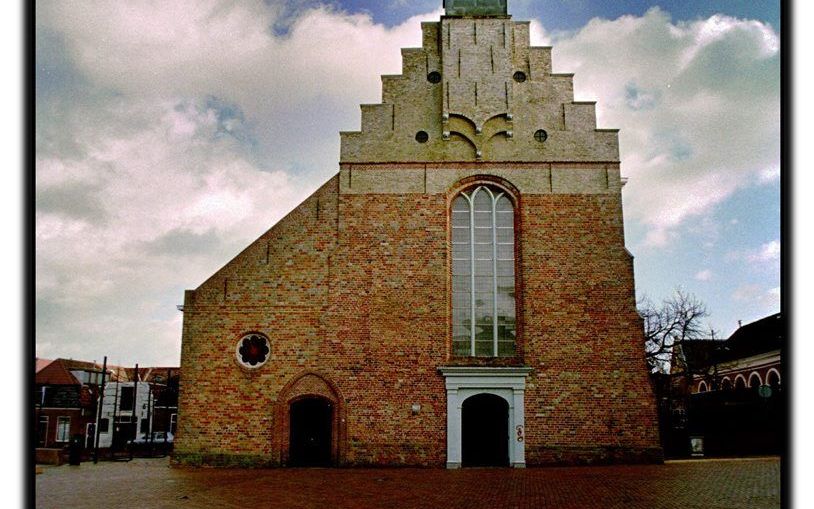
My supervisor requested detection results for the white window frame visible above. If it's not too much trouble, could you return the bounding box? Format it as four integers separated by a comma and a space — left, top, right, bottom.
56, 416, 71, 443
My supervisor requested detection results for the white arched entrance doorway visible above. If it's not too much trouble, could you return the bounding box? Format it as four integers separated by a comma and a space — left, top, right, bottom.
438, 366, 532, 468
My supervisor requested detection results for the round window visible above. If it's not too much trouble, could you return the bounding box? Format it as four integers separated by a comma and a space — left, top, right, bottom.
235, 333, 270, 368
534, 129, 548, 142
427, 71, 442, 84
513, 71, 527, 83
415, 131, 429, 143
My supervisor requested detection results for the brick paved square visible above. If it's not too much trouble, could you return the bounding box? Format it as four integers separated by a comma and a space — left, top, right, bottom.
35, 457, 780, 509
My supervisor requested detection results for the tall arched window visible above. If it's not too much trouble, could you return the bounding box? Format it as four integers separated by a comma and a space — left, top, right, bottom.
451, 185, 516, 357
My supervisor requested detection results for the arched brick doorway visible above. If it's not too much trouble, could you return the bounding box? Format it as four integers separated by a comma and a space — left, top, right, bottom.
275, 371, 345, 466
462, 393, 509, 467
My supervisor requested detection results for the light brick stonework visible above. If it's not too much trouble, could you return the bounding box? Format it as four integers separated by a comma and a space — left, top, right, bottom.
174, 4, 662, 467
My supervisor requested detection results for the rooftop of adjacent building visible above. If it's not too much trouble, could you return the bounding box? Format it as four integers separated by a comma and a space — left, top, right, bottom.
35, 357, 180, 387
678, 313, 782, 371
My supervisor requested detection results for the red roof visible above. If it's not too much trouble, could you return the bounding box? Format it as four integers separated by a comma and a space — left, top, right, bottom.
35, 359, 80, 385
35, 358, 53, 373
34, 358, 179, 385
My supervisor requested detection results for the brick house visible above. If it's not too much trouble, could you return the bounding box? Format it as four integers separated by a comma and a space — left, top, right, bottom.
677, 313, 782, 395
35, 358, 108, 450
663, 313, 784, 457
175, 0, 661, 468
35, 359, 180, 459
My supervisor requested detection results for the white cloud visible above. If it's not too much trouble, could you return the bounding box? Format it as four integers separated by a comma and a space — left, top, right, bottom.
36, 1, 445, 366
544, 8, 779, 248
36, 98, 302, 365
748, 240, 781, 262
732, 284, 780, 313
759, 165, 780, 183
695, 269, 713, 281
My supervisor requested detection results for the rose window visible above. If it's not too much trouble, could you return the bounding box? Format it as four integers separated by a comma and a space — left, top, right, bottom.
236, 333, 270, 368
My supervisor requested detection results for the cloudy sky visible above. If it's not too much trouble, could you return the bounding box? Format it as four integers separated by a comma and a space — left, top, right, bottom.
35, 0, 781, 367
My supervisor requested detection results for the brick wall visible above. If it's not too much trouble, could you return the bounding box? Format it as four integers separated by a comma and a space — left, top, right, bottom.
174, 165, 660, 466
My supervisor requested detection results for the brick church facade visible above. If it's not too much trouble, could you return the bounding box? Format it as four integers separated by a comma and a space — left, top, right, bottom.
174, 0, 662, 468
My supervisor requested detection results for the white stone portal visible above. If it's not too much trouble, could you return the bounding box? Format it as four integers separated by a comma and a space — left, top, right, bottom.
438, 366, 532, 468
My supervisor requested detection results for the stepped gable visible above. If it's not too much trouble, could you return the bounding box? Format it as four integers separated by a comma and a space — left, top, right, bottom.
340, 6, 616, 164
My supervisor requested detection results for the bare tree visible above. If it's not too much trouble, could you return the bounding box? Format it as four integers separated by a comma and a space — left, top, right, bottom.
639, 289, 714, 373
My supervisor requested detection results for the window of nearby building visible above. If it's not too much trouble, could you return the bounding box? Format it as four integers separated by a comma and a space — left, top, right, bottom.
119, 386, 135, 411
698, 381, 708, 393
767, 369, 781, 390
721, 378, 732, 391
56, 416, 70, 442
37, 416, 48, 447
99, 418, 110, 433
170, 413, 177, 434
451, 185, 516, 357
748, 373, 762, 390
735, 376, 746, 391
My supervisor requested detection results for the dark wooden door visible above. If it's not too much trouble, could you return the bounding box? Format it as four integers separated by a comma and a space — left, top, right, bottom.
289, 398, 333, 466
462, 393, 509, 467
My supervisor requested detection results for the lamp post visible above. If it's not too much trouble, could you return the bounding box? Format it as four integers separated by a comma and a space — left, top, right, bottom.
93, 356, 107, 464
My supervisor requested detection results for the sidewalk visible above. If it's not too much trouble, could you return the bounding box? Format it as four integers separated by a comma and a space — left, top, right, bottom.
35, 456, 780, 509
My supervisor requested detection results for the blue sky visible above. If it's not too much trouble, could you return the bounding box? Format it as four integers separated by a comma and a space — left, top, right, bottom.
339, 0, 780, 31
35, 0, 781, 366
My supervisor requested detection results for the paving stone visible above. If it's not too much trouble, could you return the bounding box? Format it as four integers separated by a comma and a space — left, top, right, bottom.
35, 456, 780, 509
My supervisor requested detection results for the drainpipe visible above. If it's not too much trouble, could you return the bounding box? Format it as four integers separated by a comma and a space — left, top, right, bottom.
130, 363, 138, 461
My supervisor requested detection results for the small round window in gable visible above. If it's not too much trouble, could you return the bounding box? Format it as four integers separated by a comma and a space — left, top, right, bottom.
513, 71, 527, 83
236, 333, 270, 368
534, 129, 548, 143
415, 131, 429, 143
427, 71, 442, 84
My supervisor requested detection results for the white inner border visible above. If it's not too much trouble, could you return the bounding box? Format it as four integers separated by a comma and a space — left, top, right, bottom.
438, 366, 532, 468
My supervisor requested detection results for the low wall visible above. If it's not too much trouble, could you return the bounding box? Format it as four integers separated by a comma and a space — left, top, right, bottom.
35, 448, 65, 465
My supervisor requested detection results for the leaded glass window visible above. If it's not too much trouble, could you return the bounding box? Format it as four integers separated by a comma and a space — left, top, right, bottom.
451, 185, 516, 357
